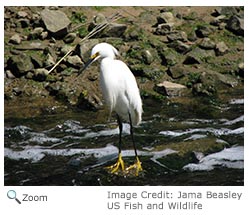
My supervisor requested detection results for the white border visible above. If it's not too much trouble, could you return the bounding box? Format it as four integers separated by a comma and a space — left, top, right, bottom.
1, 1, 247, 215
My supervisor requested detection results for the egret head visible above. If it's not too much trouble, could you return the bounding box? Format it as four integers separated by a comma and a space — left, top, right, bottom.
78, 43, 119, 76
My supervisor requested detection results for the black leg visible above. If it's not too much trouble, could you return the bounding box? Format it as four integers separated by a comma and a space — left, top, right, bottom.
116, 114, 123, 154
128, 112, 138, 157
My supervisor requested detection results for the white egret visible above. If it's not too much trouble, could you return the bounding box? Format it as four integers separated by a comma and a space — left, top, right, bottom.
78, 42, 143, 176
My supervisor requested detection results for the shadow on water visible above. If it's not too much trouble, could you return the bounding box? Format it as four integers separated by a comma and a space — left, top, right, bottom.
4, 93, 244, 186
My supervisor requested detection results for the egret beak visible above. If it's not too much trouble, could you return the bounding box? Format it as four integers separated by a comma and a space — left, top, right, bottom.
78, 52, 100, 76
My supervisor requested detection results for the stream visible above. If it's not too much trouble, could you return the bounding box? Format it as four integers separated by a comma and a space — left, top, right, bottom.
4, 93, 244, 186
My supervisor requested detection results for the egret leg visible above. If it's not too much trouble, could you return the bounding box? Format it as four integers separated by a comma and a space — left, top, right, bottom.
106, 115, 125, 173
126, 112, 143, 176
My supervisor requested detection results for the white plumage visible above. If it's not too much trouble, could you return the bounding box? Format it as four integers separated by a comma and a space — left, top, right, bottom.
79, 42, 143, 175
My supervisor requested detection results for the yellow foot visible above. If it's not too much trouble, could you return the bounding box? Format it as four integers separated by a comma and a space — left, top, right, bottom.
126, 156, 143, 176
106, 153, 125, 174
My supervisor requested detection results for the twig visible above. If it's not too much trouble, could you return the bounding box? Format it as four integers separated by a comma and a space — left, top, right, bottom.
48, 12, 122, 74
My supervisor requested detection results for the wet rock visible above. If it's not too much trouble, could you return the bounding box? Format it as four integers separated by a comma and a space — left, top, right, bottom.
77, 90, 103, 111
7, 54, 34, 77
226, 15, 244, 36
199, 38, 216, 50
33, 68, 49, 81
183, 47, 215, 64
166, 31, 188, 42
195, 25, 214, 38
9, 34, 22, 44
41, 9, 71, 37
63, 33, 77, 43
168, 40, 191, 54
215, 41, 228, 56
155, 81, 187, 97
193, 69, 238, 96
66, 55, 83, 68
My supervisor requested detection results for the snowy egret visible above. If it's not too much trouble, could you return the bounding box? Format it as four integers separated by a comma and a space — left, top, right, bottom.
78, 42, 143, 176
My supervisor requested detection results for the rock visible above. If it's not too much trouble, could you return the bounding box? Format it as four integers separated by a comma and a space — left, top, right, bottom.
183, 47, 215, 64
199, 38, 216, 50
195, 25, 214, 38
18, 18, 30, 28
30, 54, 44, 68
215, 41, 228, 56
40, 31, 48, 40
7, 54, 34, 77
157, 12, 175, 24
66, 55, 83, 68
63, 33, 77, 43
77, 90, 103, 111
226, 15, 244, 36
33, 68, 49, 81
9, 34, 22, 44
76, 39, 99, 62
193, 69, 238, 96
28, 27, 44, 40
44, 53, 55, 68
155, 81, 187, 97
5, 70, 15, 79
166, 31, 188, 42
60, 45, 73, 56
159, 48, 178, 66
103, 23, 127, 37
237, 62, 244, 77
210, 15, 227, 26
41, 9, 71, 37
17, 11, 29, 18
212, 7, 238, 17
142, 50, 154, 65
168, 40, 191, 54
88, 13, 107, 30
154, 23, 174, 35
167, 64, 187, 79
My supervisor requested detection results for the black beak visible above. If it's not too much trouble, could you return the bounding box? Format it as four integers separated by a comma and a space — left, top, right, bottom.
78, 58, 95, 77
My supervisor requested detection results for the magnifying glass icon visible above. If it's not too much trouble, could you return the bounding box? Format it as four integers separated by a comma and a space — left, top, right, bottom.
7, 190, 21, 204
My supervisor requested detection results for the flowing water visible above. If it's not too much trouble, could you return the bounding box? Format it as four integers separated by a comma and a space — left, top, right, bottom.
4, 93, 244, 186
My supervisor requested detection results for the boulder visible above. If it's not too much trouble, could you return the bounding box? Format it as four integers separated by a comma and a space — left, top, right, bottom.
63, 33, 77, 43
7, 54, 34, 77
154, 23, 174, 35
226, 15, 244, 36
215, 41, 229, 56
9, 34, 22, 44
168, 40, 191, 54
41, 9, 71, 37
199, 38, 216, 50
195, 25, 215, 38
157, 12, 175, 24
183, 47, 215, 64
155, 81, 187, 97
166, 31, 188, 42
66, 55, 83, 68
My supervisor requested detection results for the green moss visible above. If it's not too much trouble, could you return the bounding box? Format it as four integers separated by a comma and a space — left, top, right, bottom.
70, 12, 87, 24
